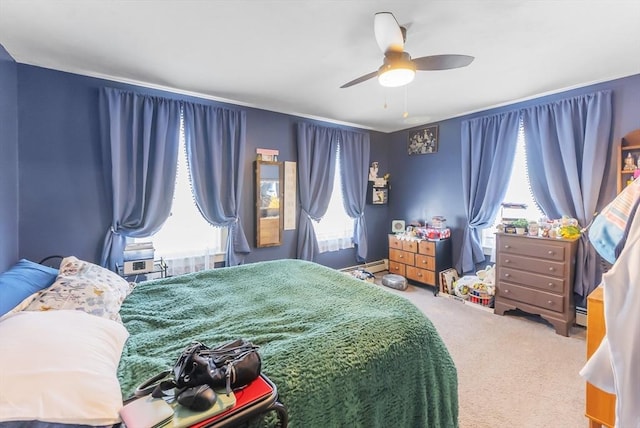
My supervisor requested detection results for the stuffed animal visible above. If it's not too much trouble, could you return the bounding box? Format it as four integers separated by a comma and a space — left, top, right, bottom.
351, 269, 375, 282
483, 265, 495, 285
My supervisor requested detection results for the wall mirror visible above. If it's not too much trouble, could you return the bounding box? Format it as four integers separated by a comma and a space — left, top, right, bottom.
255, 160, 284, 247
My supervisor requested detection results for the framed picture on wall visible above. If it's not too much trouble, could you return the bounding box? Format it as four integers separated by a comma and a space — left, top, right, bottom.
408, 125, 439, 155
372, 188, 388, 205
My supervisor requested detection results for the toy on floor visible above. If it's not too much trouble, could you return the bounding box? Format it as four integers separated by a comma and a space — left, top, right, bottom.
350, 269, 375, 282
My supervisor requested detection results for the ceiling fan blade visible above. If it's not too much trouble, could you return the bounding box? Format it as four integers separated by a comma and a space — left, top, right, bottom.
413, 54, 475, 71
340, 70, 378, 88
374, 12, 404, 53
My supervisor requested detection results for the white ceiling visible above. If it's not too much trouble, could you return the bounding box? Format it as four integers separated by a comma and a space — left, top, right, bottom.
1, 0, 639, 133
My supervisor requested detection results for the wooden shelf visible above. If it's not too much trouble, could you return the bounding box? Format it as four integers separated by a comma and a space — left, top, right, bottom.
621, 128, 640, 147
617, 129, 640, 193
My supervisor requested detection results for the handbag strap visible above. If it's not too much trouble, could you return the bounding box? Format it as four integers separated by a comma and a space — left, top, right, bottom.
134, 370, 173, 397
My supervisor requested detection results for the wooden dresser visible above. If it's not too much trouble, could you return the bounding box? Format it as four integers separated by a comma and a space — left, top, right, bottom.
388, 234, 452, 294
585, 286, 616, 428
494, 233, 578, 336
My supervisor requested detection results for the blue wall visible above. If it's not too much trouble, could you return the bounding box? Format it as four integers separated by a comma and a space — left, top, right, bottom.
388, 74, 640, 277
14, 64, 390, 269
0, 46, 18, 271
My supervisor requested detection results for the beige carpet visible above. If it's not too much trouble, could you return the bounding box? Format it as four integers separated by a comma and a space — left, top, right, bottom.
373, 275, 588, 428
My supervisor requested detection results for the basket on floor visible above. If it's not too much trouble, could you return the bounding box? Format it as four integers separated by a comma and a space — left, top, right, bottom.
468, 288, 495, 307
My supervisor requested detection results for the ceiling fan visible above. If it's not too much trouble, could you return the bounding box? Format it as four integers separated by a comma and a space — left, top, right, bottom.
340, 12, 474, 89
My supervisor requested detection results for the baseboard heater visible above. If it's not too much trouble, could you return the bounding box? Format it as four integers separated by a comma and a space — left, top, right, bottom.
340, 259, 389, 274
575, 306, 587, 327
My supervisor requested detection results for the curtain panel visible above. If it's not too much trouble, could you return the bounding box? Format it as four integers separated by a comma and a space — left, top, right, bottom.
296, 123, 339, 261
457, 111, 521, 274
99, 88, 181, 271
523, 90, 613, 299
182, 103, 250, 266
339, 130, 370, 262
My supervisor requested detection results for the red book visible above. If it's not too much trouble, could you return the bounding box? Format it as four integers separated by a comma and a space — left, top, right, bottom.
190, 375, 274, 428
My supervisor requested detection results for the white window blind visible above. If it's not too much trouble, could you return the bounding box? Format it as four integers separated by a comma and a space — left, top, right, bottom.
483, 120, 543, 255
143, 113, 226, 275
312, 143, 355, 252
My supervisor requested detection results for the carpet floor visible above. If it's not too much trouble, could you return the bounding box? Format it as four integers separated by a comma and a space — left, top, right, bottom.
371, 273, 588, 428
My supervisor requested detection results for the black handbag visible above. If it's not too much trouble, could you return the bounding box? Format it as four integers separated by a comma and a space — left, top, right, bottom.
172, 339, 262, 393
138, 339, 262, 411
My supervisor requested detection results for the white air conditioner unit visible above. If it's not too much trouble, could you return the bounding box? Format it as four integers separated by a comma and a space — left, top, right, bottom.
123, 259, 155, 275
122, 242, 155, 275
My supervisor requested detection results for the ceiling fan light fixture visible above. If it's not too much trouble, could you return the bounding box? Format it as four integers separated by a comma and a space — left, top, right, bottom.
377, 55, 416, 87
378, 67, 415, 87
340, 12, 474, 89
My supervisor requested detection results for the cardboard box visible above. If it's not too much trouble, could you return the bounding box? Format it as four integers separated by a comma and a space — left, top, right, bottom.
124, 242, 155, 261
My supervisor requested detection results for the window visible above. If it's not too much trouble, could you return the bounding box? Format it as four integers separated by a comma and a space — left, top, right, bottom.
142, 114, 226, 276
482, 121, 544, 256
312, 143, 355, 252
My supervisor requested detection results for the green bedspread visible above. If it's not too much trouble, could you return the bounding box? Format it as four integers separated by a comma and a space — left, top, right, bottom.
117, 259, 458, 427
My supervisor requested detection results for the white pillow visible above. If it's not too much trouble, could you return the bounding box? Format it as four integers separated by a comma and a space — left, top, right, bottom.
24, 256, 135, 322
0, 310, 129, 425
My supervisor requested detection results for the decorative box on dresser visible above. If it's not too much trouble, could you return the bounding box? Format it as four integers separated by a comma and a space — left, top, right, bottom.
388, 234, 452, 295
494, 233, 578, 336
585, 286, 615, 428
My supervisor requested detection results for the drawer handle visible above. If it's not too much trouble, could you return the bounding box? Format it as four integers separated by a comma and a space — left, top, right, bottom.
399, 255, 404, 259
547, 300, 554, 305
505, 259, 510, 263
503, 289, 510, 293
548, 267, 555, 272
421, 260, 426, 264
548, 282, 555, 288
418, 273, 423, 277
394, 266, 399, 271
504, 273, 510, 277
548, 250, 554, 255
504, 245, 510, 249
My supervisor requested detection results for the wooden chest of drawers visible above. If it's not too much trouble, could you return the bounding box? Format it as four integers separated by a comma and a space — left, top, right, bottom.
388, 234, 452, 294
494, 233, 578, 336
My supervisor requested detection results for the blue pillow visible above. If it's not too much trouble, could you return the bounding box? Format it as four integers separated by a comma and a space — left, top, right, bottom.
589, 179, 640, 264
0, 259, 59, 317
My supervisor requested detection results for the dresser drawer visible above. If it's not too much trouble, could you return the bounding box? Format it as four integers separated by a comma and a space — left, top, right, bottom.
406, 266, 435, 285
389, 261, 406, 276
415, 254, 435, 271
499, 282, 564, 313
500, 267, 565, 294
389, 235, 403, 250
418, 240, 436, 256
389, 248, 415, 265
498, 235, 566, 262
498, 253, 565, 278
402, 240, 418, 252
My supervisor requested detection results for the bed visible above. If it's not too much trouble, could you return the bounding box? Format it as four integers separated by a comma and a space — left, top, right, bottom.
0, 257, 458, 427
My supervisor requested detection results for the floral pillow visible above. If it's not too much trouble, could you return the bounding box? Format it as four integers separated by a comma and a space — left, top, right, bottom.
24, 256, 135, 322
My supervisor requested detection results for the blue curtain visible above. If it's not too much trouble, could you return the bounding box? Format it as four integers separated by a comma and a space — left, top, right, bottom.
99, 88, 181, 270
457, 111, 521, 274
523, 90, 612, 299
182, 103, 250, 266
338, 130, 370, 262
296, 123, 339, 260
